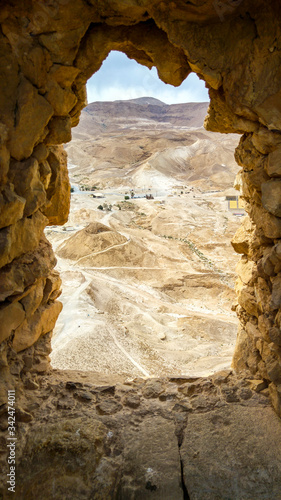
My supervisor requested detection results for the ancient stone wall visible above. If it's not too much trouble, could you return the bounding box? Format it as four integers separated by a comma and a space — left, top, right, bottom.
0, 0, 281, 416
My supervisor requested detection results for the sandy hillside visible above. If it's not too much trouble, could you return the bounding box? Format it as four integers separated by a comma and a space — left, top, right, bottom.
48, 98, 244, 378
67, 98, 240, 192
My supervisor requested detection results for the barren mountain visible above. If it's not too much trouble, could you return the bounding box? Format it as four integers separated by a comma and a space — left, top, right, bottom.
74, 98, 209, 137
49, 98, 243, 378
66, 98, 239, 192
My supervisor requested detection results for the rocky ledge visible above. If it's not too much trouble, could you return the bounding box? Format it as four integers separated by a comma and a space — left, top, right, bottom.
1, 370, 281, 499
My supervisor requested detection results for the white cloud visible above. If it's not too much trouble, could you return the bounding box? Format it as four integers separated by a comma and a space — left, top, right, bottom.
86, 51, 209, 105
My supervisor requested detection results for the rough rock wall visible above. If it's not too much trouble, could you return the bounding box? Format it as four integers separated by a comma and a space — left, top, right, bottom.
0, 0, 281, 416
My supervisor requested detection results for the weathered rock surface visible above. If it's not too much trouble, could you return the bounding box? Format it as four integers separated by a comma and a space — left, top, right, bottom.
41, 146, 70, 225
262, 179, 281, 217
0, 0, 281, 496
1, 370, 280, 500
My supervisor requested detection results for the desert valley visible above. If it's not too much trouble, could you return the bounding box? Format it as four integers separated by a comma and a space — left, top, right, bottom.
48, 97, 243, 378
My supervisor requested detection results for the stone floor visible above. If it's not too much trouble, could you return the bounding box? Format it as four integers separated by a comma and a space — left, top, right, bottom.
1, 369, 281, 499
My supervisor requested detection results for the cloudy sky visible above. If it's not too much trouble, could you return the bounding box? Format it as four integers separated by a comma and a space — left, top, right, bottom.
86, 51, 209, 105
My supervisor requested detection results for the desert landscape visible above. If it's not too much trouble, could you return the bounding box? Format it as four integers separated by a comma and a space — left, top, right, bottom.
48, 97, 243, 378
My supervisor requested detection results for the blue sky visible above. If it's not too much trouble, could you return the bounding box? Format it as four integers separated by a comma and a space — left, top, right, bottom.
86, 51, 209, 105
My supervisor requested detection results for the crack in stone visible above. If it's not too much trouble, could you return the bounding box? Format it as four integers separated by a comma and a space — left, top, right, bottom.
175, 414, 190, 500
180, 454, 190, 500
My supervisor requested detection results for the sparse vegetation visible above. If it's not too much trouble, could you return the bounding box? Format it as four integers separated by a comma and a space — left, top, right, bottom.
161, 233, 224, 274
102, 203, 112, 211
121, 201, 136, 211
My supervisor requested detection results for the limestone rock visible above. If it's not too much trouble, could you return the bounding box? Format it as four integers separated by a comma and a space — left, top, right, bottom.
258, 315, 273, 343
237, 285, 258, 318
69, 84, 87, 127
0, 123, 10, 184
269, 327, 281, 347
9, 76, 53, 161
234, 133, 264, 170
254, 277, 271, 314
270, 275, 281, 310
261, 179, 281, 217
247, 379, 267, 392
75, 21, 190, 87
20, 46, 52, 90
256, 88, 281, 131
205, 88, 258, 134
236, 257, 257, 285
246, 321, 261, 342
269, 382, 281, 417
42, 146, 70, 225
120, 415, 182, 499
0, 185, 25, 229
44, 80, 77, 117
32, 143, 49, 163
241, 162, 269, 196
9, 157, 46, 217
143, 379, 164, 398
0, 301, 25, 343
123, 394, 140, 408
181, 405, 281, 498
252, 128, 281, 155
96, 400, 122, 415
39, 26, 88, 65
45, 115, 72, 145
0, 31, 19, 134
16, 417, 108, 500
0, 237, 56, 301
39, 160, 52, 190
261, 249, 277, 277
50, 64, 80, 88
232, 326, 249, 371
43, 271, 62, 304
250, 203, 281, 239
265, 355, 281, 385
10, 371, 281, 499
0, 210, 47, 268
20, 278, 45, 317
13, 301, 62, 352
16, 407, 34, 423
266, 146, 281, 177
231, 216, 253, 254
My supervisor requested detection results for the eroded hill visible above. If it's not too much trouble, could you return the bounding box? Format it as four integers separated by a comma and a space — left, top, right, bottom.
48, 98, 243, 378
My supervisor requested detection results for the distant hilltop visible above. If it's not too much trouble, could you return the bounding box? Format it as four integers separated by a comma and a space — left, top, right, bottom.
77, 97, 209, 136
115, 96, 166, 106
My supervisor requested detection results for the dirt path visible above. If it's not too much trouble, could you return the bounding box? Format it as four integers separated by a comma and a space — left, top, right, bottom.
52, 261, 151, 377
80, 267, 237, 324
75, 236, 131, 265
49, 188, 239, 377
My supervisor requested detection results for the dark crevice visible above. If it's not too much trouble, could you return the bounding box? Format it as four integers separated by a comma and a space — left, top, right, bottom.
174, 412, 188, 446
180, 456, 190, 500
175, 416, 190, 500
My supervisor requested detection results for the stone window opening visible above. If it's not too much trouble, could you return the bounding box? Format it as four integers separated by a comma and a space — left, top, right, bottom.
1, 3, 281, 497
48, 51, 242, 383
